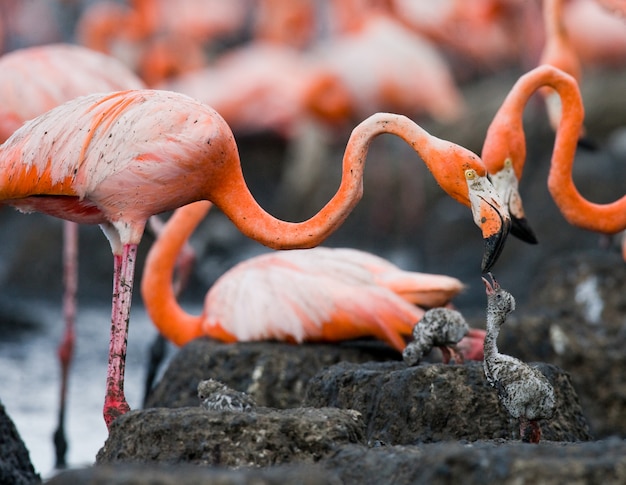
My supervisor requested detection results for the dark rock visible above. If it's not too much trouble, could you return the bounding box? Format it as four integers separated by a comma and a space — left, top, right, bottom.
145, 338, 401, 409
46, 462, 340, 485
0, 400, 40, 485
47, 439, 626, 485
303, 361, 591, 443
319, 438, 626, 485
496, 251, 626, 438
96, 406, 364, 467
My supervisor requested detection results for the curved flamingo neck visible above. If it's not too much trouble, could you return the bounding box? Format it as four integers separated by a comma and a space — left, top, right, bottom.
141, 201, 209, 347
483, 308, 501, 359
213, 113, 480, 247
486, 65, 626, 234
545, 80, 626, 234
483, 65, 580, 180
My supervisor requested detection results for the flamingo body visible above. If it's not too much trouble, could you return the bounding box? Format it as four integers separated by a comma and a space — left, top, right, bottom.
403, 307, 477, 365
159, 42, 352, 136
315, 14, 465, 123
0, 42, 147, 463
203, 248, 455, 349
0, 90, 232, 244
482, 274, 555, 443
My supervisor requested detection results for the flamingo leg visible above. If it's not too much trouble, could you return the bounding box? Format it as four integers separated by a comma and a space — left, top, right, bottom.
54, 221, 78, 468
519, 417, 542, 443
447, 345, 465, 364
439, 346, 452, 364
103, 243, 137, 429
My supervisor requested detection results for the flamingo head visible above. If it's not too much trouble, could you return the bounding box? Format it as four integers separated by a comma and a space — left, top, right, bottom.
482, 272, 516, 315
463, 168, 511, 272
482, 272, 499, 296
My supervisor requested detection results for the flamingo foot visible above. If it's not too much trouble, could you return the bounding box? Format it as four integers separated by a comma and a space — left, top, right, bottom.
52, 424, 68, 469
103, 395, 131, 429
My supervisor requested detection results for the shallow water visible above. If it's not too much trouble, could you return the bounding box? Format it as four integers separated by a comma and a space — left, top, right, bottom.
0, 299, 180, 479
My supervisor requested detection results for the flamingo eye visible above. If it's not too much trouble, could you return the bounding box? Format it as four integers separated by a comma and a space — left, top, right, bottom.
465, 169, 477, 180
504, 158, 512, 168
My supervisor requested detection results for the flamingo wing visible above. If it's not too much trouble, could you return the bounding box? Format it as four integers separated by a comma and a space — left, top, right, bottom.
203, 249, 424, 351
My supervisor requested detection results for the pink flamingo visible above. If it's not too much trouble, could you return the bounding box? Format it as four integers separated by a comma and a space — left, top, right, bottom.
142, 200, 473, 352
75, 0, 246, 86
0, 90, 510, 429
314, 0, 466, 124
0, 43, 145, 466
157, 42, 352, 137
482, 64, 626, 257
481, 64, 580, 244
390, 0, 544, 76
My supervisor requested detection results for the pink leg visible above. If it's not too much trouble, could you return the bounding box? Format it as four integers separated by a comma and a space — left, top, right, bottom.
519, 417, 542, 443
103, 244, 137, 429
440, 346, 452, 364
439, 346, 465, 364
54, 221, 78, 468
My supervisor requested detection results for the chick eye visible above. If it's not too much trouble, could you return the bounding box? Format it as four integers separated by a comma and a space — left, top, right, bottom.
465, 169, 477, 180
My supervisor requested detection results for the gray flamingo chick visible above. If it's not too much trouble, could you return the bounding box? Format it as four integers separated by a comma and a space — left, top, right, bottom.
482, 273, 555, 443
197, 379, 256, 412
403, 307, 470, 365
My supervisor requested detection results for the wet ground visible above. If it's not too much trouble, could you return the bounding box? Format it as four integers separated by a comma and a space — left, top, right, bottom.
0, 299, 188, 479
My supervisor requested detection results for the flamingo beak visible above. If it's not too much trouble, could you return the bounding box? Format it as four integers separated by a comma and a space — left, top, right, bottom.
489, 165, 538, 245
510, 214, 538, 244
482, 211, 510, 273
466, 172, 511, 273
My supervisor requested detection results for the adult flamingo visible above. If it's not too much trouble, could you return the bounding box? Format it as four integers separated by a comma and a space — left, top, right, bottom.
481, 64, 580, 244
482, 64, 626, 255
0, 90, 510, 429
141, 200, 474, 352
0, 43, 145, 466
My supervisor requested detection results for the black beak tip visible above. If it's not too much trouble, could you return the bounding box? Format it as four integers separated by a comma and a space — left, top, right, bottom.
481, 218, 511, 273
510, 216, 538, 245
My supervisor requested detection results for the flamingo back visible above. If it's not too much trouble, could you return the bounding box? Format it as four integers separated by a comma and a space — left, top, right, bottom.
201, 247, 462, 351
0, 89, 237, 243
